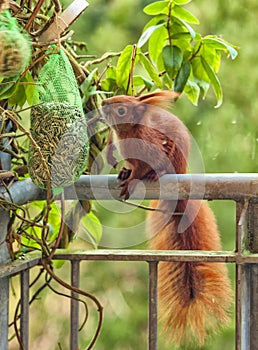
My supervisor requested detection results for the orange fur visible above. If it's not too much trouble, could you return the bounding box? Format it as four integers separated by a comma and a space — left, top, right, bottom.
101, 91, 232, 347
148, 199, 232, 346
137, 90, 180, 108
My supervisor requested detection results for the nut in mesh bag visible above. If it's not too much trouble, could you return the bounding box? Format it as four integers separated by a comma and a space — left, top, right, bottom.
28, 102, 89, 190
0, 30, 31, 77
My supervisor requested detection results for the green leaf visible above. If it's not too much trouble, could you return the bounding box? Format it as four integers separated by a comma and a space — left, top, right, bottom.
82, 67, 98, 93
172, 39, 192, 59
201, 56, 223, 108
162, 45, 183, 79
116, 45, 133, 88
8, 72, 38, 107
144, 1, 169, 15
133, 75, 154, 90
8, 82, 26, 107
191, 56, 209, 82
0, 77, 19, 100
21, 225, 42, 251
106, 66, 117, 79
203, 36, 238, 60
0, 75, 19, 100
137, 23, 164, 48
81, 211, 103, 247
82, 69, 100, 103
101, 67, 118, 92
101, 78, 118, 92
172, 5, 200, 24
48, 203, 63, 239
175, 18, 196, 39
23, 71, 39, 105
142, 15, 166, 32
184, 78, 200, 105
148, 24, 167, 63
174, 61, 191, 92
29, 200, 46, 210
196, 79, 210, 98
53, 260, 66, 269
139, 52, 162, 88
172, 32, 192, 40
174, 0, 192, 4
202, 44, 222, 73
191, 56, 211, 98
162, 72, 173, 90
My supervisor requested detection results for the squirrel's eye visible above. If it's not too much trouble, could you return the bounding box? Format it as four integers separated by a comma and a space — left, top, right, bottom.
117, 107, 126, 116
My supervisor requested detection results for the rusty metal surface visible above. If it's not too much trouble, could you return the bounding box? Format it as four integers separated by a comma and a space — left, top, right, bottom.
52, 249, 258, 263
0, 252, 40, 279
0, 210, 10, 350
70, 260, 80, 350
70, 174, 258, 201
247, 201, 258, 253
148, 261, 158, 350
0, 174, 258, 205
1, 249, 258, 280
249, 264, 258, 349
235, 201, 248, 350
20, 269, 30, 350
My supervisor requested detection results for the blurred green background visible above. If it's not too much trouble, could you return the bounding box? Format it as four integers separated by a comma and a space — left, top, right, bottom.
9, 0, 258, 349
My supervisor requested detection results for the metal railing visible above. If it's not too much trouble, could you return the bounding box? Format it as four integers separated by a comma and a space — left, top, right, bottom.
1, 174, 258, 350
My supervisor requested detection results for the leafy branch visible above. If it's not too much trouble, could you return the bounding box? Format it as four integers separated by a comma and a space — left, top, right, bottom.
101, 0, 238, 106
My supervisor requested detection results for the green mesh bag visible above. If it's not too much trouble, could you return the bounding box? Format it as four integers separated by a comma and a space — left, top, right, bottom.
36, 47, 83, 110
0, 9, 31, 77
28, 48, 89, 190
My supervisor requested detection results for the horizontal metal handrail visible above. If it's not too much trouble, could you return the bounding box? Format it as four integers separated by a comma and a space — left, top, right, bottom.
0, 174, 258, 205
1, 249, 258, 280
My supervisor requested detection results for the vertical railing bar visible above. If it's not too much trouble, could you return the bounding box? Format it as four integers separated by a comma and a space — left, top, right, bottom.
236, 200, 249, 253
249, 264, 258, 349
235, 200, 249, 350
20, 269, 30, 350
247, 201, 258, 350
241, 265, 250, 350
0, 276, 9, 350
235, 264, 243, 350
235, 201, 243, 350
148, 261, 158, 350
0, 209, 10, 350
70, 260, 80, 350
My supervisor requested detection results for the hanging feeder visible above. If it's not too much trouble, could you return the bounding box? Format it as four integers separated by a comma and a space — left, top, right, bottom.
0, 9, 31, 77
29, 101, 88, 189
28, 47, 89, 190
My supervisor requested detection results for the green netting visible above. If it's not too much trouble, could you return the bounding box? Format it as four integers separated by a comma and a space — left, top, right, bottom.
0, 9, 31, 77
37, 47, 83, 113
29, 102, 89, 190
28, 47, 89, 190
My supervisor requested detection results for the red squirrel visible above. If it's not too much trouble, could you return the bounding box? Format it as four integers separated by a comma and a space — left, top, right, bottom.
101, 91, 232, 347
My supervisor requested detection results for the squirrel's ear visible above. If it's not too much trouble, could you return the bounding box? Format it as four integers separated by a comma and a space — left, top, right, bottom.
133, 103, 147, 120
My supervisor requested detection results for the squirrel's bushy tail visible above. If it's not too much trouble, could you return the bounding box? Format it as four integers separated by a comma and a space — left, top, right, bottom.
148, 199, 233, 347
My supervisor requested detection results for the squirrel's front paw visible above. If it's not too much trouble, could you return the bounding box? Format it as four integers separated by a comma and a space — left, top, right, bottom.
118, 167, 132, 181
119, 178, 139, 200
